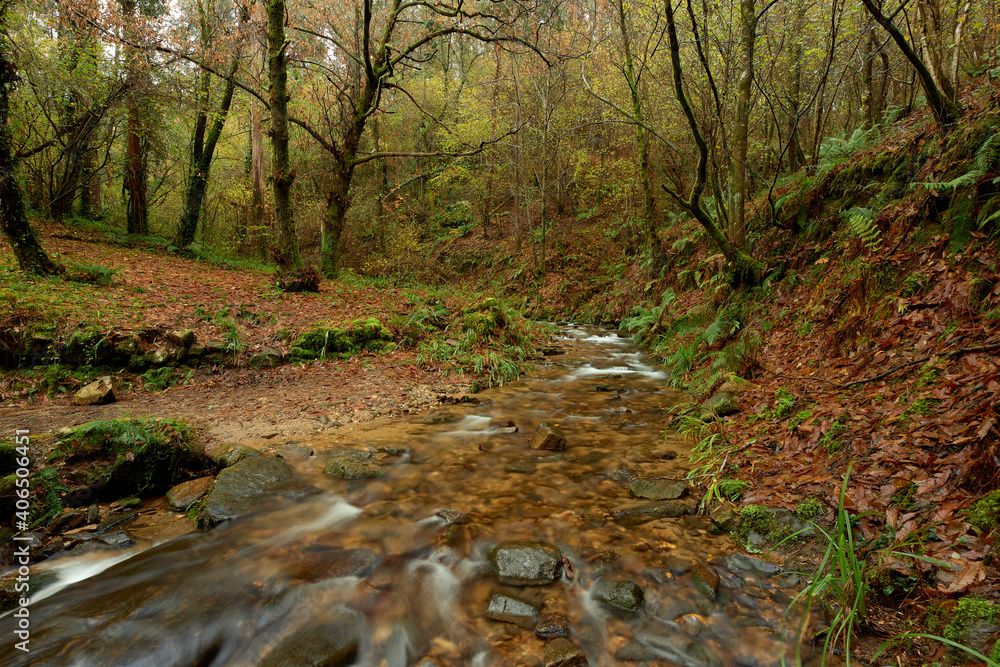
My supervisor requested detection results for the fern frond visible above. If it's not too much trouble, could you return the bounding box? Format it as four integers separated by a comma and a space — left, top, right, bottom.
841, 206, 880, 250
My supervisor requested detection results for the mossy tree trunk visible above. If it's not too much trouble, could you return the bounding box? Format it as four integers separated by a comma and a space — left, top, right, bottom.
0, 24, 60, 276
267, 0, 301, 270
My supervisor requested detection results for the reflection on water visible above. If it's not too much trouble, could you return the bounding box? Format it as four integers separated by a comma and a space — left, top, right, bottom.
1, 326, 811, 667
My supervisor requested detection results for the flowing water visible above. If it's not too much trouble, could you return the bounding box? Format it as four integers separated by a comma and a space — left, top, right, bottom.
1, 326, 814, 667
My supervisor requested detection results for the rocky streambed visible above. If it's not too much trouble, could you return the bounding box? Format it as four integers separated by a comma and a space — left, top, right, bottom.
0, 327, 820, 666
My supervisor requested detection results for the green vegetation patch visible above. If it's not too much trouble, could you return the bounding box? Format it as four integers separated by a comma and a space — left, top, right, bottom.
290, 318, 393, 361
968, 489, 1000, 533
51, 418, 204, 498
796, 498, 823, 521
943, 597, 999, 648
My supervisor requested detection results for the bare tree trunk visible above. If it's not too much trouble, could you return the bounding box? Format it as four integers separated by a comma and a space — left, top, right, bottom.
662, 0, 764, 283
861, 0, 961, 126
950, 0, 972, 93
786, 0, 807, 169
614, 0, 660, 267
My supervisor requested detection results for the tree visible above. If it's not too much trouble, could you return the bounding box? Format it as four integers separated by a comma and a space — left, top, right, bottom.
289, 0, 538, 277
860, 0, 962, 126
266, 0, 300, 269
121, 0, 150, 234
661, 0, 764, 282
0, 1, 60, 275
175, 0, 241, 249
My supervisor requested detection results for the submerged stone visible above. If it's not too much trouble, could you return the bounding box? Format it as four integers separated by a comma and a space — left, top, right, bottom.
612, 501, 691, 526
490, 541, 563, 585
593, 579, 645, 613
260, 620, 360, 667
628, 479, 689, 501
323, 457, 385, 480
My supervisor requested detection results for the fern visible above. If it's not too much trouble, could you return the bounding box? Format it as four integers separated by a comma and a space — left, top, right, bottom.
842, 206, 881, 250
920, 134, 1000, 193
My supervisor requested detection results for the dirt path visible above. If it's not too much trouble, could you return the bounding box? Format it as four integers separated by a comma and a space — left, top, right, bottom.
0, 352, 474, 450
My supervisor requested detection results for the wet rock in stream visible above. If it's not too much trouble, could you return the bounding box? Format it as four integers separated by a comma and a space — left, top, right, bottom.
490, 541, 563, 585
530, 423, 567, 451
593, 578, 645, 613
166, 476, 214, 512
535, 612, 571, 639
200, 455, 317, 527
322, 457, 385, 480
544, 637, 588, 666
485, 591, 540, 629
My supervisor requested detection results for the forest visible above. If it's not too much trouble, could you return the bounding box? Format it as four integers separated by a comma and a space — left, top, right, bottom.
1, 0, 1000, 664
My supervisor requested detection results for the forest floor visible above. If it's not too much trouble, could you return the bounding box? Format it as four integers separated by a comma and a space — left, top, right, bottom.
0, 220, 489, 448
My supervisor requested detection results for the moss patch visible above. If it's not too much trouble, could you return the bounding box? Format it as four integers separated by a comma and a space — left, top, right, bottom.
968, 490, 1000, 533
943, 597, 998, 647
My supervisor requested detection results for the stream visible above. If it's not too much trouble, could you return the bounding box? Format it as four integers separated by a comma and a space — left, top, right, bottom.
1, 326, 816, 667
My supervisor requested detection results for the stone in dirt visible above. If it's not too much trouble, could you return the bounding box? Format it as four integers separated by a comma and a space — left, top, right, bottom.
165, 329, 196, 348
485, 591, 540, 629
593, 579, 645, 613
166, 476, 214, 512
72, 375, 120, 406
612, 500, 692, 526
531, 423, 567, 451
200, 455, 317, 527
260, 619, 359, 667
144, 347, 173, 366
323, 457, 385, 480
490, 541, 563, 585
544, 637, 588, 667
700, 392, 740, 420
250, 347, 283, 368
628, 479, 689, 501
49, 510, 87, 534
535, 612, 571, 639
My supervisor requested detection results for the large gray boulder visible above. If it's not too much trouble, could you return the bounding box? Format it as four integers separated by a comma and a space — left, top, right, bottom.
199, 455, 316, 527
